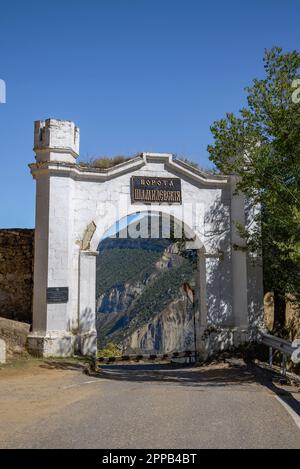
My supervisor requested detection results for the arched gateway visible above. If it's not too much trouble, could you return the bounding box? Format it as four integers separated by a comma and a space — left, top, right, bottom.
27, 119, 263, 358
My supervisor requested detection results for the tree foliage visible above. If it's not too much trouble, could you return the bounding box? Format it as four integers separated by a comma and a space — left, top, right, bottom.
207, 47, 300, 330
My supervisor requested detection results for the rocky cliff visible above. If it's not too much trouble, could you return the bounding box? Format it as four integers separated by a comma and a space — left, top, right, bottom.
96, 240, 195, 352
96, 278, 150, 346
122, 286, 195, 353
97, 279, 146, 315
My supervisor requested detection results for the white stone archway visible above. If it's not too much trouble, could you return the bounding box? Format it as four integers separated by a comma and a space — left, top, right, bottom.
79, 210, 208, 357
27, 119, 263, 358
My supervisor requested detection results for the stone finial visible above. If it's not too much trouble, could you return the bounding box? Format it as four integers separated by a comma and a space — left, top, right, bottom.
34, 118, 80, 163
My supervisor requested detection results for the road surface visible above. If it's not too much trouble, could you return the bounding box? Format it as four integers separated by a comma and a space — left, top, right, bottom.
0, 359, 299, 448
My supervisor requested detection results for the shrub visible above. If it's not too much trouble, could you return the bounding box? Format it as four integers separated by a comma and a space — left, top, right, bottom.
80, 156, 131, 169
97, 342, 120, 357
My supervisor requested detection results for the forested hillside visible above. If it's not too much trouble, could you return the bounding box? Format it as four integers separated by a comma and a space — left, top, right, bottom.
96, 247, 162, 297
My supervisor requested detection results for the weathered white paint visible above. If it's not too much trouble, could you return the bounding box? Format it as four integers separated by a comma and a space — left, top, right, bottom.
78, 250, 98, 356
27, 119, 264, 358
0, 338, 6, 364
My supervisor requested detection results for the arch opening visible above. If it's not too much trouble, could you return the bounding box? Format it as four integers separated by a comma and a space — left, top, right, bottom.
92, 211, 207, 359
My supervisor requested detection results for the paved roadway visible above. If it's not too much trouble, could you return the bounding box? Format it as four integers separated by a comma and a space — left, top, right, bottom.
0, 359, 300, 448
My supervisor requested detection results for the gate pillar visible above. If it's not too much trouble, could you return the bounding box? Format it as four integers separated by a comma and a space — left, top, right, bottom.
195, 248, 208, 359
27, 119, 80, 357
230, 176, 249, 328
78, 250, 98, 356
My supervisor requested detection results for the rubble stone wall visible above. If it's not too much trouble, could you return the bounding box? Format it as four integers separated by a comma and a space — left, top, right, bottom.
0, 229, 34, 323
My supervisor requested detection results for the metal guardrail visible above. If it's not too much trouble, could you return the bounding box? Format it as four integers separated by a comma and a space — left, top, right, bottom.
97, 350, 196, 364
260, 333, 300, 377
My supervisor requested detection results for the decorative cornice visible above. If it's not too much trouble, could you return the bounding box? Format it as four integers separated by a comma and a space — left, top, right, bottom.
29, 152, 229, 186
29, 156, 145, 180
171, 158, 227, 181
166, 159, 228, 186
33, 147, 79, 158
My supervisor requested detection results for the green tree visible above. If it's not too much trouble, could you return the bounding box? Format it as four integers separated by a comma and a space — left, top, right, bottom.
207, 47, 300, 332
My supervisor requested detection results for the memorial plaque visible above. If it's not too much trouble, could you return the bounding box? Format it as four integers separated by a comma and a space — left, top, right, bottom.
131, 176, 182, 204
47, 287, 69, 304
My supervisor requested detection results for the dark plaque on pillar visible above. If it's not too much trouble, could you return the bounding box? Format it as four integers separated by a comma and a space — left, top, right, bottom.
47, 287, 69, 304
131, 176, 182, 204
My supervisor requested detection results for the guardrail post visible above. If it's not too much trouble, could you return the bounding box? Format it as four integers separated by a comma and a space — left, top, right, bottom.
269, 346, 273, 369
281, 353, 287, 378
261, 333, 300, 375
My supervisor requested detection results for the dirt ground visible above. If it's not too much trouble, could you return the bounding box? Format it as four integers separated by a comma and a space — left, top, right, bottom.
0, 357, 96, 443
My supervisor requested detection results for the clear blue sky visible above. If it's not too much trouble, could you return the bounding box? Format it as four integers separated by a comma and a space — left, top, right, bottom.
0, 0, 299, 227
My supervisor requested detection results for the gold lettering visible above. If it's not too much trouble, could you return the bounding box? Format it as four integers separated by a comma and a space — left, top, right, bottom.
133, 177, 181, 204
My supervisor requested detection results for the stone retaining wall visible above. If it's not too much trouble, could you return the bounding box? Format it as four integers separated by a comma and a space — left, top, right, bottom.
0, 317, 30, 355
0, 229, 34, 323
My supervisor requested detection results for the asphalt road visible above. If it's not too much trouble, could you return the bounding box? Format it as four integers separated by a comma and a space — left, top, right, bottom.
1, 359, 300, 448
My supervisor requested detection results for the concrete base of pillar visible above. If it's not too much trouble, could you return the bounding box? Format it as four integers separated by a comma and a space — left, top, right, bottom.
79, 330, 97, 357
27, 331, 78, 358
197, 326, 255, 359
196, 326, 210, 362
27, 330, 97, 358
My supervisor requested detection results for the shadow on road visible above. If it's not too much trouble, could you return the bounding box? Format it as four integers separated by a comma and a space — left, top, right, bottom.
249, 363, 300, 418
38, 359, 300, 418
88, 361, 257, 388
39, 359, 88, 372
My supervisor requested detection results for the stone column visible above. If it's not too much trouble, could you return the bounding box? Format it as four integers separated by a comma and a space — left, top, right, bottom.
27, 119, 80, 357
78, 250, 98, 357
230, 175, 248, 328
